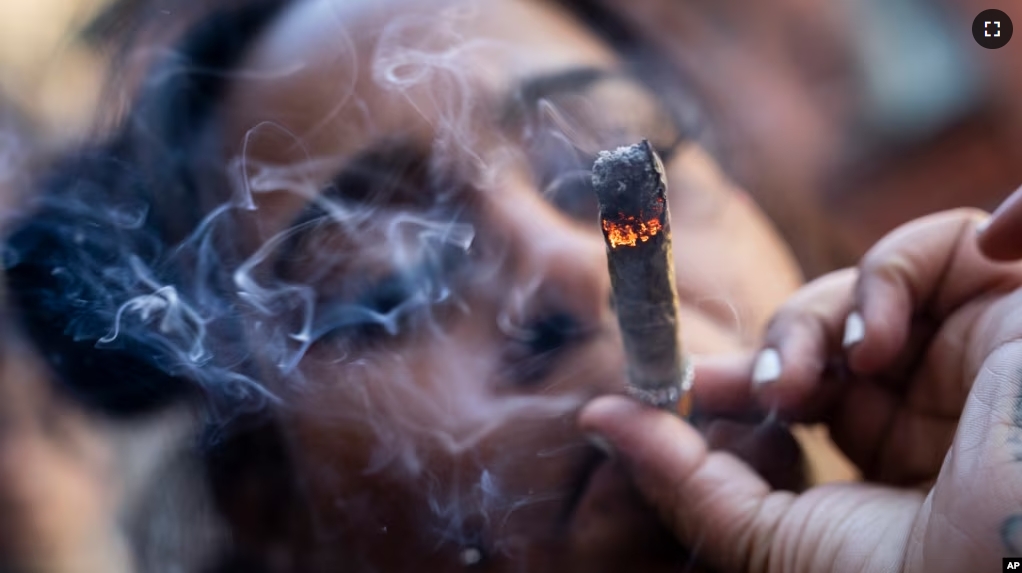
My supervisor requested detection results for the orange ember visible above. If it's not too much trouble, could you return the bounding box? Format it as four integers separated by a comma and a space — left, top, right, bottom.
602, 216, 663, 248
601, 197, 666, 248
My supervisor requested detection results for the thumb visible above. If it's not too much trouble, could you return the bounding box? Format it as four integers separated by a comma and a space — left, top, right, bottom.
978, 185, 1022, 261
578, 395, 791, 572
579, 397, 924, 573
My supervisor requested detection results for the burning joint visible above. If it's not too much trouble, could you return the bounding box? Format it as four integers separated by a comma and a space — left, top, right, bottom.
592, 140, 693, 416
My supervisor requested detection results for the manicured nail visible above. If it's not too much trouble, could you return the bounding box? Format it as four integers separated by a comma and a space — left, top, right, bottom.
586, 433, 616, 457
752, 348, 781, 386
843, 311, 865, 348
976, 217, 991, 235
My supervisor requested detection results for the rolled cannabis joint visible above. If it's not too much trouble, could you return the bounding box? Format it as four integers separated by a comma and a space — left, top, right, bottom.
592, 140, 693, 416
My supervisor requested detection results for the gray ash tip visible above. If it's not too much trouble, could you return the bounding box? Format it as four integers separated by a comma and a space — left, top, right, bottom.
591, 140, 666, 207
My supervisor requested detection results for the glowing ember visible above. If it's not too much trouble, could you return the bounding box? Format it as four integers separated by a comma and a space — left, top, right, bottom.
602, 216, 663, 248
601, 197, 665, 248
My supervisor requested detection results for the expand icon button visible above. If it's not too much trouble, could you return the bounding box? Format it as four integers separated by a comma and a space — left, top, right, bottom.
974, 9, 1013, 49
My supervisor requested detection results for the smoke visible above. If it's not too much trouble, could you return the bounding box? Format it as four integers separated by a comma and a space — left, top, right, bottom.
371, 0, 518, 181
0, 103, 35, 238
0, 131, 25, 187
0, 1, 624, 566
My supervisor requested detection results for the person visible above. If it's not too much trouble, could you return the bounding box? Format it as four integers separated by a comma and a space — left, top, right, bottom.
1, 0, 812, 571
581, 191, 1022, 572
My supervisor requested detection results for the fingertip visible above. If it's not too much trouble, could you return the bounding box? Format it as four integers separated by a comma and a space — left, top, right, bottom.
579, 395, 710, 506
840, 308, 876, 371
978, 219, 1022, 261
755, 328, 828, 412
978, 187, 1022, 261
751, 348, 782, 387
746, 269, 856, 414
847, 275, 910, 374
975, 216, 990, 236
841, 311, 865, 349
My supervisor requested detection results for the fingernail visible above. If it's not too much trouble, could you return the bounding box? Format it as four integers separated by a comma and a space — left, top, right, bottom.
752, 348, 781, 386
976, 217, 991, 235
843, 311, 865, 348
586, 433, 616, 457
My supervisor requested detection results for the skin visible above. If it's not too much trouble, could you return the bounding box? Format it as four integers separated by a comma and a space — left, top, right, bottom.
582, 204, 1022, 572
209, 0, 802, 570
980, 185, 1022, 261
0, 328, 132, 573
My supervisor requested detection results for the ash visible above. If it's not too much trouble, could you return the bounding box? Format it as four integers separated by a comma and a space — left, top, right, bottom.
590, 141, 661, 205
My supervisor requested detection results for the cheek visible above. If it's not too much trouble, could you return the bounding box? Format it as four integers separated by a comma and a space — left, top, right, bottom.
667, 148, 802, 341
267, 301, 627, 534
282, 334, 501, 468
678, 305, 745, 354
702, 195, 802, 331
280, 308, 623, 461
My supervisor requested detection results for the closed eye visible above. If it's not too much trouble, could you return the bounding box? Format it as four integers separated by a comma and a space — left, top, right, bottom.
502, 313, 586, 386
311, 270, 437, 345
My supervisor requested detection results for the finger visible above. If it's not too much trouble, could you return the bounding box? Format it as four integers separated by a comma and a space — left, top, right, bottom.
753, 269, 856, 413
579, 396, 793, 573
579, 397, 929, 573
848, 208, 1008, 375
688, 353, 757, 417
677, 354, 808, 488
977, 185, 1021, 260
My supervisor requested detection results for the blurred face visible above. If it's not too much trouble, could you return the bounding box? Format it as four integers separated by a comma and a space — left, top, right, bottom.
217, 0, 801, 570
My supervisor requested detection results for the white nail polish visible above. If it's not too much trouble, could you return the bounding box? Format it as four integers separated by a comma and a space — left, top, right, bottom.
843, 311, 865, 348
752, 349, 781, 386
976, 217, 990, 235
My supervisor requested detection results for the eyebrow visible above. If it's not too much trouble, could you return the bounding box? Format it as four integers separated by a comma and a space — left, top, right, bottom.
303, 68, 612, 219
273, 139, 461, 277
321, 139, 436, 208
514, 67, 611, 109
502, 66, 687, 161
273, 67, 689, 308
320, 72, 620, 202
289, 66, 682, 233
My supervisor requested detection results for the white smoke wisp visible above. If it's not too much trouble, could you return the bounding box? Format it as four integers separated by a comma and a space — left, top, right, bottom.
16, 0, 626, 552
370, 1, 524, 184
101, 282, 206, 361
335, 346, 587, 554
0, 124, 34, 235
0, 130, 26, 186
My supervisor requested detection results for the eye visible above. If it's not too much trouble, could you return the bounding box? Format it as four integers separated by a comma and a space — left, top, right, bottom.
526, 313, 577, 355
502, 313, 583, 386
311, 272, 424, 345
306, 230, 473, 349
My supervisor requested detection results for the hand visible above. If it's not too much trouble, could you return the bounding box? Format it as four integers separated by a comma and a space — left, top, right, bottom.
581, 208, 1022, 573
